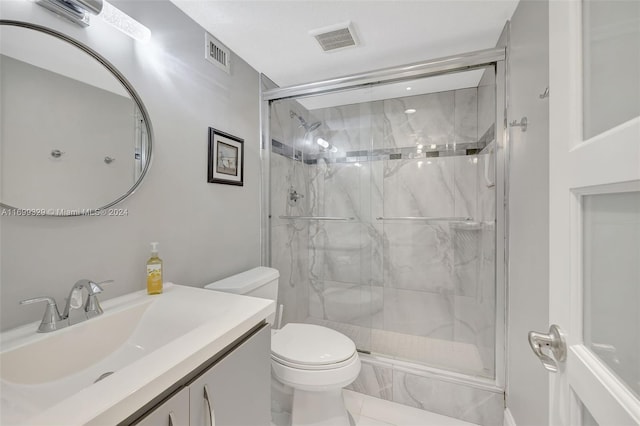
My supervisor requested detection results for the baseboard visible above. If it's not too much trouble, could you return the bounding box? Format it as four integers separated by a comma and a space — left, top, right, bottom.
504, 408, 517, 426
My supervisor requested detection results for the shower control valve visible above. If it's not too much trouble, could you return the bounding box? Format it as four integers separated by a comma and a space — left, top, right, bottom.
288, 187, 304, 206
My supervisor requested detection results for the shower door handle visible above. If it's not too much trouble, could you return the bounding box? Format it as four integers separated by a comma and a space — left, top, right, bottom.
528, 324, 566, 373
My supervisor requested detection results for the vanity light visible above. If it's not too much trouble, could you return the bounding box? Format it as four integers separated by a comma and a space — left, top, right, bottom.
37, 0, 151, 42
100, 1, 151, 42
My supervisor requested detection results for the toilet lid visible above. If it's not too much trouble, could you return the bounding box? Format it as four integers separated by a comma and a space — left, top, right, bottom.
271, 323, 356, 366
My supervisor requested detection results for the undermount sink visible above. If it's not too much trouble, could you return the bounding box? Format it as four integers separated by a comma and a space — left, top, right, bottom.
0, 283, 274, 425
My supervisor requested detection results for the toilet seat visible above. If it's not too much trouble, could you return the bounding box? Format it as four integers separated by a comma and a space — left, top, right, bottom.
271, 323, 356, 369
271, 349, 361, 392
272, 351, 358, 371
270, 323, 361, 392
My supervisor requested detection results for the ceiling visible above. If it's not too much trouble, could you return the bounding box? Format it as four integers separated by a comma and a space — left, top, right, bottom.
171, 0, 518, 93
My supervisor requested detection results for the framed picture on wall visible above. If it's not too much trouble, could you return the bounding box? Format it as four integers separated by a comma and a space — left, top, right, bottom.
207, 127, 244, 186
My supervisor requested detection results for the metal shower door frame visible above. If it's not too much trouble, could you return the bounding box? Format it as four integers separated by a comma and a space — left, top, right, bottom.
260, 46, 508, 390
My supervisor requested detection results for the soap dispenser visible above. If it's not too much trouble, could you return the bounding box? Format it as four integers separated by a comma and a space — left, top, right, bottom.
146, 242, 163, 295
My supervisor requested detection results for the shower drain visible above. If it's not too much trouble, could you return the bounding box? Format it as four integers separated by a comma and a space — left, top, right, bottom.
94, 371, 114, 383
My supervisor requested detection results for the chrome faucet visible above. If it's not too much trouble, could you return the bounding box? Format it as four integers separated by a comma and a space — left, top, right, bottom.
20, 279, 113, 332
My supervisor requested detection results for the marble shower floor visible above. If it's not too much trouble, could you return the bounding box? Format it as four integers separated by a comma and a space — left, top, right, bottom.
305, 317, 487, 376
344, 390, 479, 426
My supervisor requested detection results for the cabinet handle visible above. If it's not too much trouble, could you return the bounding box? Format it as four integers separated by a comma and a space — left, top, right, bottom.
168, 411, 176, 426
203, 384, 215, 426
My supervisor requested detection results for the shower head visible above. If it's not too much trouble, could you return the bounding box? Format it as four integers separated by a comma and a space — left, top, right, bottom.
290, 111, 321, 132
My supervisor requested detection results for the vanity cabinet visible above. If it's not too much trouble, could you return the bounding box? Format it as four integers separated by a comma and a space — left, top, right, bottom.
131, 325, 270, 426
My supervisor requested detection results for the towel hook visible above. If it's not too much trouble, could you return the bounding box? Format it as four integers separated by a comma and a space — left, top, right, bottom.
539, 87, 549, 99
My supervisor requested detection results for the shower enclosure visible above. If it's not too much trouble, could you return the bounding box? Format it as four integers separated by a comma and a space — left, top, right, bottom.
261, 48, 506, 423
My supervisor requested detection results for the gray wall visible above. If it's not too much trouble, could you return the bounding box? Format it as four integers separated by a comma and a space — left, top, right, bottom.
506, 0, 550, 424
0, 0, 261, 330
1, 55, 136, 210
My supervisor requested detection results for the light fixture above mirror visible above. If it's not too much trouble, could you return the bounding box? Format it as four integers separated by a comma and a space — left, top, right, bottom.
37, 0, 151, 42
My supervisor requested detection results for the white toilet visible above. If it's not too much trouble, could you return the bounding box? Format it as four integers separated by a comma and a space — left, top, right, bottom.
205, 267, 361, 426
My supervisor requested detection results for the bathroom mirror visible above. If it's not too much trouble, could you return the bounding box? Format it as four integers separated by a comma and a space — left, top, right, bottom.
0, 22, 152, 216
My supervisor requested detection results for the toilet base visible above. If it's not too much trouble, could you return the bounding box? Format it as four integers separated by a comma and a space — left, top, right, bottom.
291, 388, 351, 426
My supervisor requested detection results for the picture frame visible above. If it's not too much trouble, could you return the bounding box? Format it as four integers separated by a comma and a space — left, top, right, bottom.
207, 127, 244, 186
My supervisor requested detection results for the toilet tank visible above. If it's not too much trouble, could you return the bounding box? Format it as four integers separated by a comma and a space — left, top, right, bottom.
205, 266, 280, 301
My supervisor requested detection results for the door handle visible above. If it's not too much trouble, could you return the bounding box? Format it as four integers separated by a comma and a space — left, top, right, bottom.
528, 324, 566, 372
204, 384, 215, 426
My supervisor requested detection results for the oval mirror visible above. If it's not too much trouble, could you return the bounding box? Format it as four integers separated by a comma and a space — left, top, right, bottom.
0, 22, 152, 216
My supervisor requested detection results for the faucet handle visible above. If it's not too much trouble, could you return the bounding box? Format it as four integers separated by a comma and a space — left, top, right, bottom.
95, 279, 114, 288
85, 280, 114, 318
20, 296, 57, 307
19, 296, 66, 333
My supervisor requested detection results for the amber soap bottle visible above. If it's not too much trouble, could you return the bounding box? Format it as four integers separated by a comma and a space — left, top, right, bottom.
146, 242, 163, 295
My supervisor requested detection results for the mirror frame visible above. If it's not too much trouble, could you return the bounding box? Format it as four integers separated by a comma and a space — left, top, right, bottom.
0, 20, 153, 216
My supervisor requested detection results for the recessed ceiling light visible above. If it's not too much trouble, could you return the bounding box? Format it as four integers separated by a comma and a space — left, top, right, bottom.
406, 87, 412, 91
405, 108, 416, 114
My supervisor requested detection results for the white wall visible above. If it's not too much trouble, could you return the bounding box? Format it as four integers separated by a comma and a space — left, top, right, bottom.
505, 0, 550, 424
0, 0, 261, 330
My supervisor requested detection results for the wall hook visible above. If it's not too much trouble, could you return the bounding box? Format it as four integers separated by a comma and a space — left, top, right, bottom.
539, 87, 549, 99
509, 117, 528, 132
104, 156, 115, 164
51, 149, 65, 158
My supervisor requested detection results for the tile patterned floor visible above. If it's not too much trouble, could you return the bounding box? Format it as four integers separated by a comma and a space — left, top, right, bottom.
344, 390, 479, 426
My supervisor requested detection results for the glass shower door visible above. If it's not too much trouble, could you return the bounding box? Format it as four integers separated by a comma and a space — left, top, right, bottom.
268, 66, 498, 379
269, 96, 375, 353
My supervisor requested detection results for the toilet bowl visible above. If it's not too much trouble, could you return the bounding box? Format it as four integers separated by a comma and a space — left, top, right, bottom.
205, 267, 361, 426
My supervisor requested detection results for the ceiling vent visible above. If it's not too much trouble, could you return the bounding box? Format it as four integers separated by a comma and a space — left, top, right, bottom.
205, 32, 231, 74
309, 21, 358, 52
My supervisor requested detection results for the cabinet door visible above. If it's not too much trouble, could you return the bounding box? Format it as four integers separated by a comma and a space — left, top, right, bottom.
189, 326, 270, 426
134, 387, 190, 426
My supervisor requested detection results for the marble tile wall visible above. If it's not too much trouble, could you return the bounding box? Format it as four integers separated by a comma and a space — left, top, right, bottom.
478, 67, 496, 143
269, 100, 313, 325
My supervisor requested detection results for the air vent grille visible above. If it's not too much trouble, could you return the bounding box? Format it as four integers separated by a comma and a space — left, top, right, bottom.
205, 32, 231, 74
310, 22, 358, 52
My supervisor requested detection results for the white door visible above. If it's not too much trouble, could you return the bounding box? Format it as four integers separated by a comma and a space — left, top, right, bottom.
546, 0, 640, 424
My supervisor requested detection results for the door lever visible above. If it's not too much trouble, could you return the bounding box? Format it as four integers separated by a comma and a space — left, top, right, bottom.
528, 324, 566, 372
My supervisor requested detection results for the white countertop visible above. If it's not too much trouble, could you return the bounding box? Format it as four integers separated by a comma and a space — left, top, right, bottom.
0, 283, 275, 425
